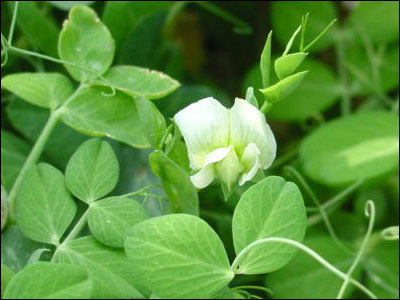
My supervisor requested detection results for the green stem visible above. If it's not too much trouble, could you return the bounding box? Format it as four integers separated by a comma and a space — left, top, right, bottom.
63, 209, 89, 244
8, 111, 60, 220
7, 85, 84, 221
230, 237, 377, 299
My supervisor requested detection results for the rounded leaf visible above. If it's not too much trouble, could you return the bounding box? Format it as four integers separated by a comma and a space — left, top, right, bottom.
275, 52, 308, 80
58, 6, 115, 81
232, 176, 307, 274
125, 214, 234, 299
66, 139, 119, 203
300, 112, 399, 186
88, 197, 148, 248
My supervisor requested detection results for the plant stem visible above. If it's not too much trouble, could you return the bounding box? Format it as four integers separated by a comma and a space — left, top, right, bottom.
8, 111, 60, 220
7, 85, 84, 221
63, 209, 89, 243
231, 237, 378, 299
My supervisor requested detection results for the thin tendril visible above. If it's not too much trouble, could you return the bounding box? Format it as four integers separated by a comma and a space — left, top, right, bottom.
8, 1, 19, 46
284, 166, 349, 252
336, 201, 376, 299
231, 237, 378, 299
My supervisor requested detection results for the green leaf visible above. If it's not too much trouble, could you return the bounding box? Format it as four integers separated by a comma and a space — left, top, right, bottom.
149, 150, 199, 215
348, 1, 399, 44
2, 73, 74, 109
271, 1, 337, 52
88, 197, 148, 248
300, 112, 399, 186
1, 264, 14, 299
260, 71, 308, 104
8, 1, 59, 57
245, 87, 258, 108
102, 1, 171, 52
3, 262, 92, 299
260, 31, 272, 88
275, 52, 308, 80
232, 176, 307, 274
6, 100, 88, 169
54, 236, 145, 299
58, 6, 115, 81
365, 241, 399, 299
1, 226, 43, 272
266, 236, 361, 299
1, 130, 31, 191
135, 96, 166, 147
100, 66, 180, 100
15, 163, 77, 245
125, 214, 234, 299
47, 1, 95, 10
65, 139, 119, 203
60, 87, 150, 148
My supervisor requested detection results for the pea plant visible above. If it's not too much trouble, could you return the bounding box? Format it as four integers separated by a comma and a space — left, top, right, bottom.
1, 1, 399, 299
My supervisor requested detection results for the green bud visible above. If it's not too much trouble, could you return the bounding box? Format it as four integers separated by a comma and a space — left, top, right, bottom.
259, 70, 309, 104
1, 185, 8, 232
275, 52, 308, 80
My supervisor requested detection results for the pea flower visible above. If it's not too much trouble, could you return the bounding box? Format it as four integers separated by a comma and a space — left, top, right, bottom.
174, 97, 276, 190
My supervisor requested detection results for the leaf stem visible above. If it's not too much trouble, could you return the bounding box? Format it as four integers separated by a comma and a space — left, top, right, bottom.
63, 209, 89, 244
231, 237, 378, 299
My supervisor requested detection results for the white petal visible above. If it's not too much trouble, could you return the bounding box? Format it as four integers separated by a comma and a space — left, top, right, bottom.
190, 146, 232, 189
191, 164, 215, 189
215, 147, 243, 191
174, 97, 229, 170
230, 98, 277, 169
239, 143, 261, 186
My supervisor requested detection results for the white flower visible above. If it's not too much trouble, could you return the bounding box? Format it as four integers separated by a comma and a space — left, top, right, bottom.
174, 97, 276, 190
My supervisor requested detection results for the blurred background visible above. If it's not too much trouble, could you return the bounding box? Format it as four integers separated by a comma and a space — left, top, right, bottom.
1, 2, 399, 299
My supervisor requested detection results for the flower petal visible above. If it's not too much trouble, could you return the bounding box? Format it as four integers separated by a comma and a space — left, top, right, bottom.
174, 97, 229, 169
190, 146, 232, 189
216, 148, 243, 191
230, 98, 277, 169
191, 165, 215, 189
239, 143, 261, 186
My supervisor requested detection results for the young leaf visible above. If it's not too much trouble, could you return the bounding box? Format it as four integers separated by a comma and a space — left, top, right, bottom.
271, 1, 337, 52
232, 176, 307, 274
245, 87, 258, 108
58, 6, 115, 81
65, 139, 119, 203
1, 73, 74, 109
100, 66, 180, 100
300, 112, 399, 186
149, 150, 199, 215
60, 87, 150, 149
88, 196, 148, 248
3, 262, 92, 299
15, 163, 77, 245
259, 71, 308, 104
274, 52, 308, 80
260, 31, 272, 88
125, 214, 234, 299
1, 264, 14, 299
53, 236, 145, 299
267, 236, 361, 299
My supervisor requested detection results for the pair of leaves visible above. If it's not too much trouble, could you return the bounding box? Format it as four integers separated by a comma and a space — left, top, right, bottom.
124, 176, 306, 299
